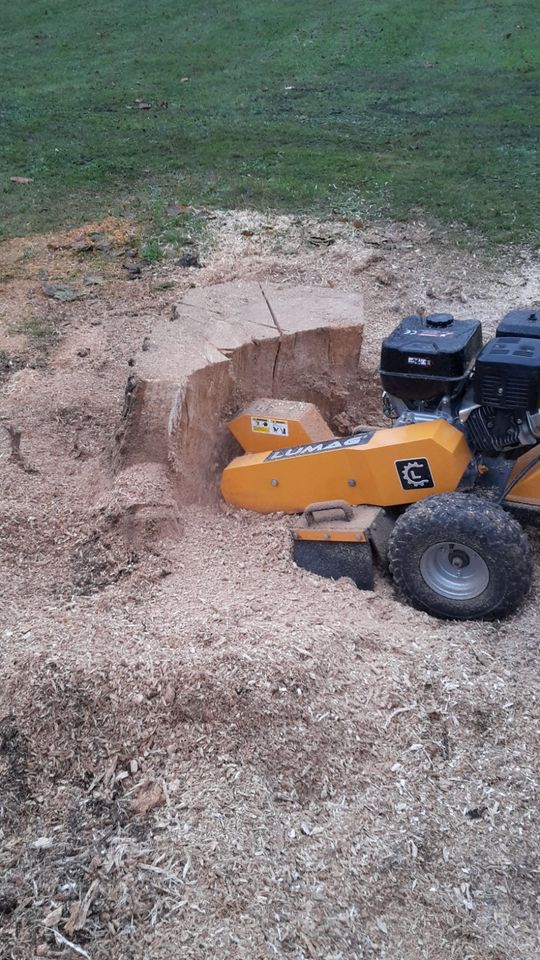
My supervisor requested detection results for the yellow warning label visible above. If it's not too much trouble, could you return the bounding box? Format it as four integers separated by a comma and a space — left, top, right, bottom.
251, 416, 289, 437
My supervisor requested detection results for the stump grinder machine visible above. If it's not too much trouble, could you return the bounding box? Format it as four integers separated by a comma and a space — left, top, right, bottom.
221, 309, 540, 620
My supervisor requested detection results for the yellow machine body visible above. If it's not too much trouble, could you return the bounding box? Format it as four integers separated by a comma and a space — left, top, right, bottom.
222, 414, 472, 514
505, 447, 540, 506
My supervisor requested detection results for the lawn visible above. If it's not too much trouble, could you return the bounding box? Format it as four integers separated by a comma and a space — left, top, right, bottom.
1, 0, 538, 243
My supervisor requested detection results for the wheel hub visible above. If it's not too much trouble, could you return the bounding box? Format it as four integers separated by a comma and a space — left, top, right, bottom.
420, 541, 490, 600
449, 548, 470, 569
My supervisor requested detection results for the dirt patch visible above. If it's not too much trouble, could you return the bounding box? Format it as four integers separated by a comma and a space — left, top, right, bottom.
1, 211, 540, 959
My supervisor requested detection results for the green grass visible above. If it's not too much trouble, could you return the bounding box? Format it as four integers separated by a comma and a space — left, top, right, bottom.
1, 1, 538, 244
140, 238, 165, 264
9, 316, 62, 342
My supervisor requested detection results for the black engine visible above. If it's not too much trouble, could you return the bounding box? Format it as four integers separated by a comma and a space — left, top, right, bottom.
379, 309, 540, 456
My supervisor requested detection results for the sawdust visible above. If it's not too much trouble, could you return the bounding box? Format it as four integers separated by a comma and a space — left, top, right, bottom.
1, 210, 540, 960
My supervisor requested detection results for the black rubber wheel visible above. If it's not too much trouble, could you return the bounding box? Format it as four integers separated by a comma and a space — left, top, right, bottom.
388, 493, 532, 620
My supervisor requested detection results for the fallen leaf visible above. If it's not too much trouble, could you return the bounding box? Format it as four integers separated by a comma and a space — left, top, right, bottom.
32, 836, 53, 849
133, 99, 168, 110
166, 203, 190, 216
64, 880, 99, 936
10, 176, 33, 185
163, 682, 176, 705
70, 236, 94, 253
131, 780, 164, 815
363, 233, 390, 246
44, 905, 63, 928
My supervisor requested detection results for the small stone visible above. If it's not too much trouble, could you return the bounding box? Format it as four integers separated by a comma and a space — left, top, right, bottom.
124, 263, 142, 279
375, 270, 396, 287
0, 893, 17, 915
176, 251, 201, 269
77, 348, 90, 358
41, 283, 78, 302
129, 759, 138, 775
351, 253, 383, 273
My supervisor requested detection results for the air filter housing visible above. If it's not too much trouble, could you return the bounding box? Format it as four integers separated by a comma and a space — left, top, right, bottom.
473, 336, 540, 409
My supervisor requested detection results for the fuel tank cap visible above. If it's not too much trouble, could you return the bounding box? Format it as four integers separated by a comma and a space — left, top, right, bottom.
426, 313, 454, 328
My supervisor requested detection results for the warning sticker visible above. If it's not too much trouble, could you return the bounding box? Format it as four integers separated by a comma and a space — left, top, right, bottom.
251, 417, 289, 437
407, 356, 432, 367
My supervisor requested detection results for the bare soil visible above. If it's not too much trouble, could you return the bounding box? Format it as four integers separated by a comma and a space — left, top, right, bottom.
1, 211, 540, 960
